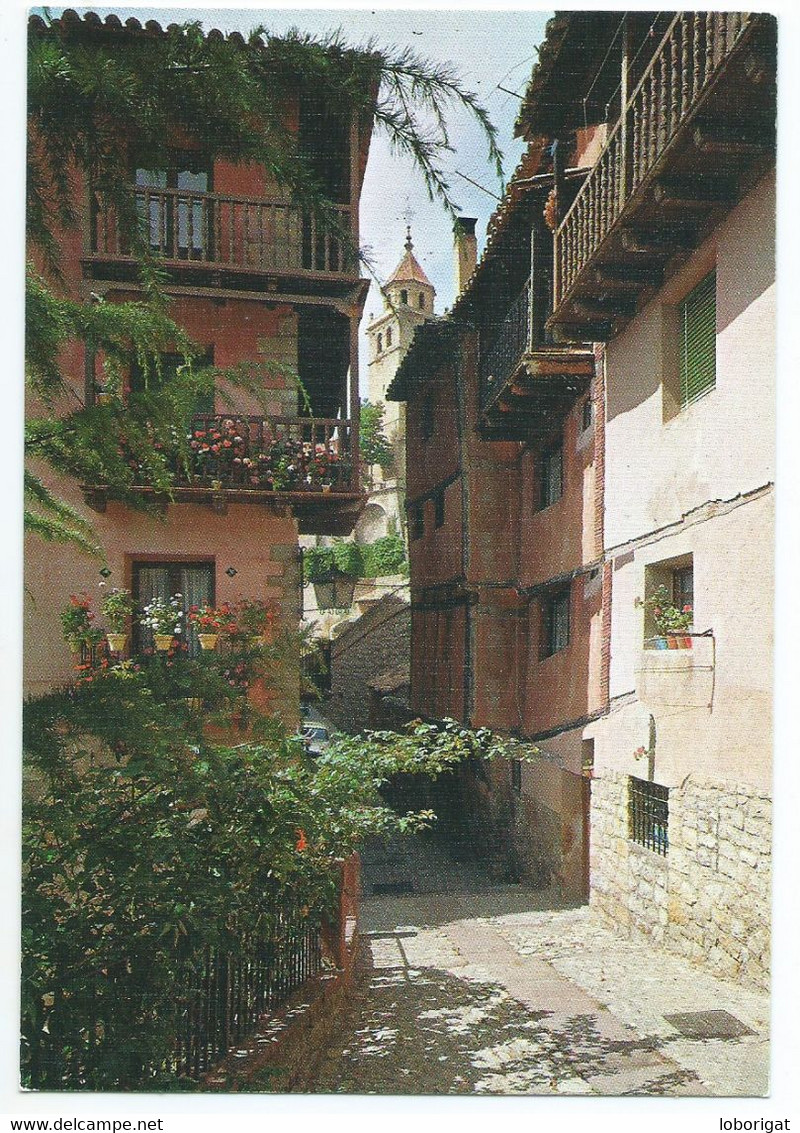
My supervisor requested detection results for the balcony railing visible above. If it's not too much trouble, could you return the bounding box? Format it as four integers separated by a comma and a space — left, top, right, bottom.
89, 188, 355, 277
480, 279, 532, 404
555, 12, 755, 311
173, 414, 356, 493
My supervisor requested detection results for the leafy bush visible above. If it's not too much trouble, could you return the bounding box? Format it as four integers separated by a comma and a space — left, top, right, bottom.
360, 534, 407, 578
22, 683, 519, 1089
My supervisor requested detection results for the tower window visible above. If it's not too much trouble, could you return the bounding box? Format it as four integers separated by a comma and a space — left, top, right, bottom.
418, 293, 425, 309
400, 289, 408, 305
377, 333, 383, 354
386, 326, 393, 347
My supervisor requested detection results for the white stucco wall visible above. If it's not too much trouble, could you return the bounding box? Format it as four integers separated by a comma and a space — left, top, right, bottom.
590, 170, 775, 793
604, 170, 775, 551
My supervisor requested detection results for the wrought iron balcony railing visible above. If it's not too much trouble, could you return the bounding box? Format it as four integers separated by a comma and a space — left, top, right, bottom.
176, 414, 356, 493
89, 188, 355, 277
480, 279, 533, 405
554, 12, 758, 317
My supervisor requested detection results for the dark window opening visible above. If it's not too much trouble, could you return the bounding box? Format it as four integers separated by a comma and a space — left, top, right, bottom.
672, 564, 694, 614
411, 504, 424, 541
511, 759, 522, 794
135, 151, 213, 259
377, 333, 383, 354
418, 292, 425, 310
129, 350, 214, 415
132, 560, 214, 658
539, 444, 563, 509
386, 326, 393, 348
434, 490, 445, 529
541, 587, 570, 658
629, 776, 669, 855
582, 397, 594, 432
421, 393, 435, 441
400, 289, 408, 305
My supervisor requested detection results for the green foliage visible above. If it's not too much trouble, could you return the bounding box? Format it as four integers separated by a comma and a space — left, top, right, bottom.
99, 588, 135, 633
646, 584, 693, 635
23, 660, 518, 1088
360, 533, 408, 578
304, 540, 365, 583
359, 400, 394, 475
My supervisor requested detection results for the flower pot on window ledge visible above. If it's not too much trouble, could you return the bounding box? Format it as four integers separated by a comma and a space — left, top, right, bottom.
197, 632, 219, 651
106, 632, 127, 653
153, 634, 174, 651
667, 632, 692, 649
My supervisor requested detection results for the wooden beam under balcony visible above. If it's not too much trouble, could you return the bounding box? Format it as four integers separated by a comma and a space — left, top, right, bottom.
652, 175, 737, 210
479, 347, 594, 441
692, 121, 773, 157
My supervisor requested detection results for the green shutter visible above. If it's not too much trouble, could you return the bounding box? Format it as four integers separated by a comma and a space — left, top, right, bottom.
680, 272, 716, 407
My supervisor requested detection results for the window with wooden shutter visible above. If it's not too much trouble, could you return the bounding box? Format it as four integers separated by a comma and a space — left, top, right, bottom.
680, 272, 716, 408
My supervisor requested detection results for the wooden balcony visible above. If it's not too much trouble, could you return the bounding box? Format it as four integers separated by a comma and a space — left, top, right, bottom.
550, 12, 776, 341
478, 279, 595, 442
84, 415, 365, 535
84, 188, 358, 296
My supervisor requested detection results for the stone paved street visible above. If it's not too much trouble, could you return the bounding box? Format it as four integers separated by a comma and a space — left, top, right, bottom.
307, 835, 769, 1096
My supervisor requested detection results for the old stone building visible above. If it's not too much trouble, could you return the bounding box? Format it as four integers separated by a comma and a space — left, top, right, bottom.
391, 10, 776, 984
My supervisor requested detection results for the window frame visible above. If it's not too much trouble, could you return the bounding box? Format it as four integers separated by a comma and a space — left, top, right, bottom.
628, 775, 669, 856
539, 443, 564, 510
540, 586, 571, 659
131, 559, 215, 657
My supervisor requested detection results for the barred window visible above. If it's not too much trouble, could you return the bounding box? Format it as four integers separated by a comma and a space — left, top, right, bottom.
629, 776, 669, 855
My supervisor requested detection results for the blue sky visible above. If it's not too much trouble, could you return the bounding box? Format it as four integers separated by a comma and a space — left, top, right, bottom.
53, 5, 552, 376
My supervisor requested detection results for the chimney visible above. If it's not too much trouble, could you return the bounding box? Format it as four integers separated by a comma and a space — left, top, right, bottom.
453, 217, 478, 298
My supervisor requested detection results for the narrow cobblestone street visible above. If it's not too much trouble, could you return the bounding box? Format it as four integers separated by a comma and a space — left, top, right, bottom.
307, 835, 769, 1097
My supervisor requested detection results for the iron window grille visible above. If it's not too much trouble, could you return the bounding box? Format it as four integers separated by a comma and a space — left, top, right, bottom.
629, 776, 669, 856
680, 272, 716, 408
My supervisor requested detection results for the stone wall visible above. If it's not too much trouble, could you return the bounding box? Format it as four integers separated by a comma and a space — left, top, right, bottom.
590, 772, 771, 989
329, 592, 410, 733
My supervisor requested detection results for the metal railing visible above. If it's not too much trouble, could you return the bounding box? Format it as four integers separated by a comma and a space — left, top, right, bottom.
629, 775, 669, 856
170, 898, 323, 1080
479, 279, 532, 403
555, 12, 753, 307
176, 414, 356, 493
90, 187, 355, 276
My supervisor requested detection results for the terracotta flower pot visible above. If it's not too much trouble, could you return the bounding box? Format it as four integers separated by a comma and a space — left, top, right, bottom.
106, 632, 127, 653
153, 633, 174, 651
198, 632, 219, 651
